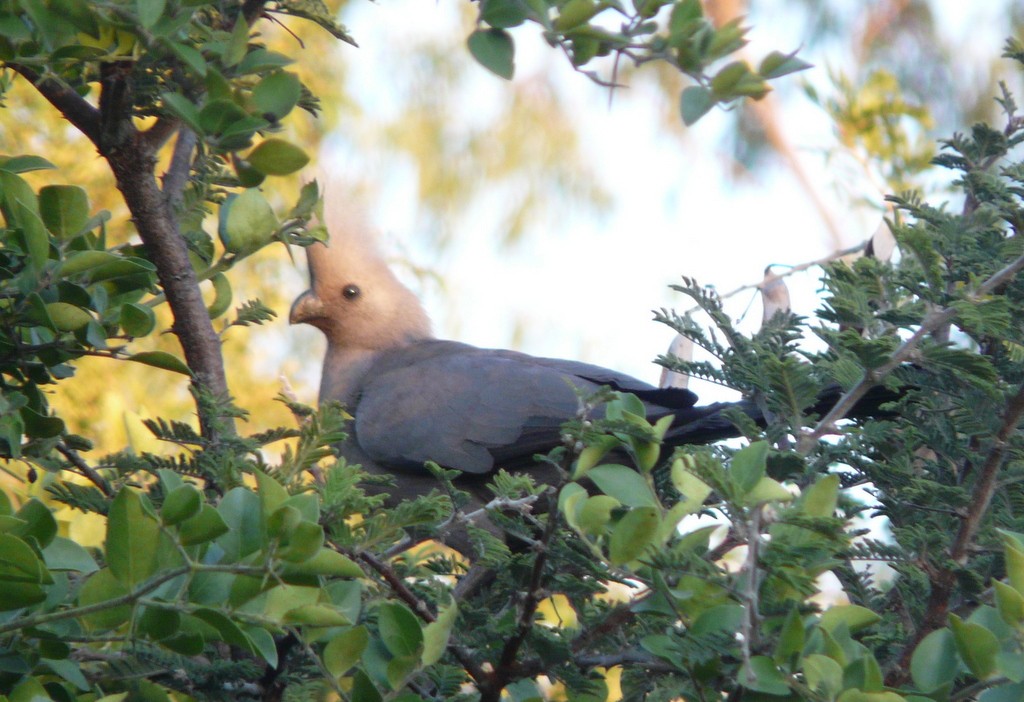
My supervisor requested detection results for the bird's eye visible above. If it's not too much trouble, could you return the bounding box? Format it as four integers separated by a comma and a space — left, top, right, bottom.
342, 284, 361, 300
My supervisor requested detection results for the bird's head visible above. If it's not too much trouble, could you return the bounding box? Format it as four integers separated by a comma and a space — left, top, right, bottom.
290, 195, 432, 350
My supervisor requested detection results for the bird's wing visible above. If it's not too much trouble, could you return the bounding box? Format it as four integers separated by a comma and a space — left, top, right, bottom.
351, 341, 702, 476
352, 342, 608, 475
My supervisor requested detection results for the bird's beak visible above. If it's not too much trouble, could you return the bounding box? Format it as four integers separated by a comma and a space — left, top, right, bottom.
289, 290, 324, 325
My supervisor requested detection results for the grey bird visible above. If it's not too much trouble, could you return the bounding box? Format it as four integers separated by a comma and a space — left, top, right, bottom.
288, 202, 727, 514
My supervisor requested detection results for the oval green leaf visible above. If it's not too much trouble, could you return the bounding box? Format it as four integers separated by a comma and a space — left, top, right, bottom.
247, 139, 310, 176
467, 28, 515, 80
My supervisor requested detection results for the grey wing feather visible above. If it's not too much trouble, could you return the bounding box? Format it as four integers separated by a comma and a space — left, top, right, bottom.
353, 342, 592, 475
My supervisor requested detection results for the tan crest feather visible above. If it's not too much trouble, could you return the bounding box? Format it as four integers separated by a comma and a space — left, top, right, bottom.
291, 181, 433, 350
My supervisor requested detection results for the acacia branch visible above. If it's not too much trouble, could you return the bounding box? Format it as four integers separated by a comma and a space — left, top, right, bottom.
889, 382, 1024, 683
807, 251, 1024, 446
6, 64, 102, 146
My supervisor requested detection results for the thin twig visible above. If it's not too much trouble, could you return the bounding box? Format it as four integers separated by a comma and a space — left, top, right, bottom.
55, 442, 112, 496
354, 548, 489, 685
684, 242, 868, 315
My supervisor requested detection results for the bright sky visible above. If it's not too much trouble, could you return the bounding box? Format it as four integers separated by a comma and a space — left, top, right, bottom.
287, 0, 1018, 405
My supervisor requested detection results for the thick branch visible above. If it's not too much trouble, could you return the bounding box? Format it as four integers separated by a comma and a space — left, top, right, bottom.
6, 63, 102, 146
107, 145, 232, 434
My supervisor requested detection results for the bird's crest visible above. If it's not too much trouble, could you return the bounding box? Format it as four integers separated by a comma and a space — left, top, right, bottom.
290, 181, 433, 349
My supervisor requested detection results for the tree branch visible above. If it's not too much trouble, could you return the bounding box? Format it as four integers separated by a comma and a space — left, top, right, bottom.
354, 547, 489, 686
162, 127, 197, 211
55, 441, 112, 497
6, 63, 102, 146
807, 251, 1024, 448
888, 382, 1024, 684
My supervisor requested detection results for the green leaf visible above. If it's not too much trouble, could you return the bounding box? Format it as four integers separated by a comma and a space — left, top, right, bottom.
774, 607, 804, 663
43, 302, 92, 331
281, 548, 363, 579
802, 654, 843, 699
740, 655, 790, 695
743, 476, 794, 505
255, 469, 289, 519
0, 170, 49, 269
351, 670, 382, 702
178, 505, 229, 546
994, 580, 1024, 627
670, 458, 712, 514
801, 473, 839, 518
10, 677, 52, 702
559, 482, 588, 530
324, 625, 369, 678
759, 49, 812, 79
247, 626, 279, 667
279, 521, 324, 563
378, 602, 423, 658
467, 29, 515, 80
819, 605, 881, 634
283, 604, 351, 627
237, 48, 295, 74
206, 272, 233, 319
127, 351, 192, 376
42, 536, 98, 574
137, 0, 166, 29
247, 139, 310, 176
481, 0, 528, 28
268, 504, 303, 540
608, 506, 659, 565
0, 533, 48, 583
170, 41, 207, 76
20, 406, 64, 440
577, 495, 620, 535
13, 498, 58, 548
223, 17, 249, 66
38, 185, 89, 239
138, 606, 180, 641
573, 435, 622, 479
910, 628, 958, 692
219, 188, 277, 253
0, 155, 56, 173
553, 0, 600, 31
980, 682, 1024, 702
217, 487, 263, 561
1004, 542, 1024, 594
949, 614, 999, 679
160, 92, 203, 134
78, 568, 131, 630
731, 440, 768, 493
119, 302, 156, 337
842, 655, 884, 692
192, 608, 258, 654
105, 487, 160, 587
586, 464, 658, 507
680, 85, 714, 125
422, 600, 458, 666
252, 71, 302, 121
